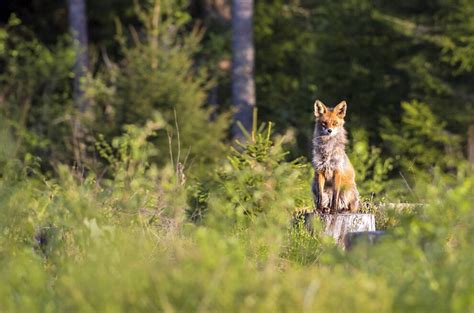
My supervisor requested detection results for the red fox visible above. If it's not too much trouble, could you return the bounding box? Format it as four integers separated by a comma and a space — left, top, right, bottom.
311, 100, 359, 213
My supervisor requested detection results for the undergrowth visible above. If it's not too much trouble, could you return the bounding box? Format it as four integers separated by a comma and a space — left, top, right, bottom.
0, 118, 472, 312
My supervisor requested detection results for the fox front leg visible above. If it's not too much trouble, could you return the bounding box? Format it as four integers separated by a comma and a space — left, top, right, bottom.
314, 171, 325, 212
330, 170, 342, 214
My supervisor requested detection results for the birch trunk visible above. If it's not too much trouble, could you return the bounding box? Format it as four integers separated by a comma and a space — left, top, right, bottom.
67, 0, 89, 164
68, 0, 89, 113
231, 0, 255, 139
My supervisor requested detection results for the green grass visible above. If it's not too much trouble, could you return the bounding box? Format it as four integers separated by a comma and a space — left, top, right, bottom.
0, 127, 472, 312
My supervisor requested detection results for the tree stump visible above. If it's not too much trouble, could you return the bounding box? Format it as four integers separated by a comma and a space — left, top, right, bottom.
317, 213, 376, 247
321, 214, 376, 247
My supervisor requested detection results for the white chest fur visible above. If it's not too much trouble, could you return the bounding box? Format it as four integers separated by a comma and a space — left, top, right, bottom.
312, 130, 348, 177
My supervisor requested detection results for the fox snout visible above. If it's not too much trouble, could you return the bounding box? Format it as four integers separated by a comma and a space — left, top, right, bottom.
319, 123, 339, 136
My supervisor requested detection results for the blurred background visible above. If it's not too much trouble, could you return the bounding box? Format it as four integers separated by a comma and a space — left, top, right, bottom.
1, 0, 473, 175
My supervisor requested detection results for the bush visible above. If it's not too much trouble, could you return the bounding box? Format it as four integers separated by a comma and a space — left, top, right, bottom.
0, 7, 229, 172
87, 1, 229, 169
381, 100, 463, 177
0, 15, 75, 166
187, 122, 313, 230
349, 128, 393, 197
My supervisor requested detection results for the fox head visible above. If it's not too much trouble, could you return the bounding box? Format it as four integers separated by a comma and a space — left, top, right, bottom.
314, 100, 347, 137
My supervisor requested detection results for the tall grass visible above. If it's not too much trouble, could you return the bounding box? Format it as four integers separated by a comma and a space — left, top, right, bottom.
0, 120, 472, 312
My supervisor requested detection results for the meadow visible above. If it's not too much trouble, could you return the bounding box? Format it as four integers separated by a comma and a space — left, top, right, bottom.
0, 121, 472, 312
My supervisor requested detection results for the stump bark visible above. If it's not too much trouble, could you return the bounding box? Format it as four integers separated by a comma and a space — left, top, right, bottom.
319, 213, 376, 247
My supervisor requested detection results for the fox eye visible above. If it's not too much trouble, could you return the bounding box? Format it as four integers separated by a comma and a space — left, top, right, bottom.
321, 122, 327, 127
332, 122, 338, 127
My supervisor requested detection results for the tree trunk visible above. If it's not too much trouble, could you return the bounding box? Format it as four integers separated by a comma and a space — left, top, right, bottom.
68, 0, 89, 113
67, 0, 89, 165
231, 0, 255, 139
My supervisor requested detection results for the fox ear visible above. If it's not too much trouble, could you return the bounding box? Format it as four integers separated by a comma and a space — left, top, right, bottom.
314, 100, 328, 117
334, 101, 347, 118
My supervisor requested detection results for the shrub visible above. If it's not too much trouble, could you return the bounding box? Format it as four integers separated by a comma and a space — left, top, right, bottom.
0, 15, 75, 166
187, 121, 313, 230
349, 128, 393, 197
87, 1, 229, 169
381, 100, 463, 177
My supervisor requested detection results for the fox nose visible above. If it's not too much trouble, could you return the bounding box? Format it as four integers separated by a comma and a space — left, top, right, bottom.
327, 129, 332, 133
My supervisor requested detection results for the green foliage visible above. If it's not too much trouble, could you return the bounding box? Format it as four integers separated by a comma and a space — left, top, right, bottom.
187, 122, 313, 229
95, 112, 164, 176
254, 0, 317, 148
349, 129, 393, 196
439, 0, 474, 74
251, 0, 474, 157
0, 16, 75, 164
88, 2, 229, 168
0, 8, 229, 170
186, 182, 209, 223
345, 170, 474, 313
381, 100, 463, 176
0, 145, 472, 312
282, 215, 324, 265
